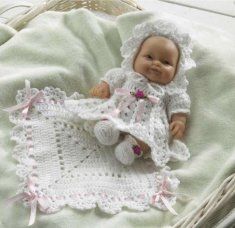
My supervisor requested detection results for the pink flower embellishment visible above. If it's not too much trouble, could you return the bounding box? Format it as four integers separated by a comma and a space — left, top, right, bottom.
132, 145, 142, 156
134, 89, 145, 99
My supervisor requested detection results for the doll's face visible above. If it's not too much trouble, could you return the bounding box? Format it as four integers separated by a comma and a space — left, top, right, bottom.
133, 36, 179, 85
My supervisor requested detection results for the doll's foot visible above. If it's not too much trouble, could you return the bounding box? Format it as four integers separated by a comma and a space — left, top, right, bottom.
94, 120, 120, 146
114, 135, 143, 165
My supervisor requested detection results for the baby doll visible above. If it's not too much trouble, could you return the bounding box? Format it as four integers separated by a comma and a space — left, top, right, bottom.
51, 19, 196, 167
89, 35, 185, 164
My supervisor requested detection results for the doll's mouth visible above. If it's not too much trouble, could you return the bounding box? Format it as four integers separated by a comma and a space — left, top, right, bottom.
150, 68, 161, 75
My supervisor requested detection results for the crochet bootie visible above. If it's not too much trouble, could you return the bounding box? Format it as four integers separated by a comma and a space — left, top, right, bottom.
94, 120, 120, 146
83, 121, 96, 137
115, 135, 143, 165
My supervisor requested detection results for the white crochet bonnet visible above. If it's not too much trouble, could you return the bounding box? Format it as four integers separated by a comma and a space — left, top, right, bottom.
120, 19, 196, 92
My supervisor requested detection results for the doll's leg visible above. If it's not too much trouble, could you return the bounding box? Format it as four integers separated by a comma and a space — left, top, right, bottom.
114, 134, 146, 165
93, 120, 120, 146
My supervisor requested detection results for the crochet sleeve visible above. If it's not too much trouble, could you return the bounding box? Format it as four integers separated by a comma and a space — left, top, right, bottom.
100, 68, 126, 94
165, 90, 191, 121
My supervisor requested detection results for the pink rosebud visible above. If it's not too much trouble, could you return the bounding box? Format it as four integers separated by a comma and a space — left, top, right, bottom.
132, 145, 142, 155
135, 89, 145, 99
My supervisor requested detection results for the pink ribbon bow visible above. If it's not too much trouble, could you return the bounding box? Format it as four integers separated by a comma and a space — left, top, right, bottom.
109, 88, 159, 122
152, 175, 178, 215
6, 177, 49, 226
4, 80, 44, 118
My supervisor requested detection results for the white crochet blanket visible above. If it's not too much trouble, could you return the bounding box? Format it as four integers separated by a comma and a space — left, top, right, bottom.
8, 82, 180, 215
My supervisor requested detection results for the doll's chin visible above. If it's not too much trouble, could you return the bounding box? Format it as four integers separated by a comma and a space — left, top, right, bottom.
147, 73, 161, 82
149, 71, 161, 79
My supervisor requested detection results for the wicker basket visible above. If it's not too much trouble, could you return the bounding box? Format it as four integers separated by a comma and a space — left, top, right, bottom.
0, 0, 234, 227
174, 173, 235, 228
1, 0, 143, 30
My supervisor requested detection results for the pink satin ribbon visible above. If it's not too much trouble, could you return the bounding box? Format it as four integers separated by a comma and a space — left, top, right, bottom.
152, 175, 178, 215
109, 88, 159, 122
4, 80, 44, 118
6, 177, 49, 226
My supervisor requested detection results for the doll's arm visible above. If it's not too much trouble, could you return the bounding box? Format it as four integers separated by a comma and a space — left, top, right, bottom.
166, 91, 190, 139
170, 113, 187, 139
89, 81, 110, 99
89, 68, 126, 98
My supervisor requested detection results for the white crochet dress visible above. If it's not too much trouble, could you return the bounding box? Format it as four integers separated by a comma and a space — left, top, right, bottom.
38, 19, 196, 168
49, 69, 190, 167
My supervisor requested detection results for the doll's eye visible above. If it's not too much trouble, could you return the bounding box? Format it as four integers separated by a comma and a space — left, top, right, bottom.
163, 60, 170, 65
145, 55, 152, 60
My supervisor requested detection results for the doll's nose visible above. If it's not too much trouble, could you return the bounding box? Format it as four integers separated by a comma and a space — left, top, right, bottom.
152, 60, 161, 67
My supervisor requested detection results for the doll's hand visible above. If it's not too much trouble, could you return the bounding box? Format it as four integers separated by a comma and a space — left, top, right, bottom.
89, 81, 110, 99
170, 120, 185, 140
